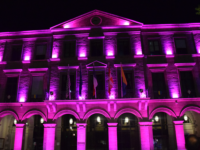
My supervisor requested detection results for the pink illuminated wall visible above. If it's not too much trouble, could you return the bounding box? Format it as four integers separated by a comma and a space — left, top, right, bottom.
14, 124, 25, 150
173, 121, 186, 150
22, 40, 35, 61
43, 124, 56, 150
160, 34, 174, 55
107, 123, 118, 150
52, 40, 62, 59
18, 72, 30, 102
77, 123, 87, 150
193, 33, 200, 53
0, 42, 5, 62
131, 34, 142, 55
139, 122, 153, 150
77, 36, 88, 59
104, 35, 116, 58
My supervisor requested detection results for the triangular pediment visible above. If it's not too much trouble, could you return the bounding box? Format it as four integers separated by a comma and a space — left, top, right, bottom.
86, 60, 107, 69
50, 10, 143, 29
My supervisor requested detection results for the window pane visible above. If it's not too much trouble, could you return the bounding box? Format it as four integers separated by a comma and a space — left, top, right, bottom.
148, 40, 160, 55
90, 39, 103, 57
117, 38, 130, 56
31, 76, 43, 96
175, 39, 186, 48
5, 77, 18, 102
63, 41, 76, 58
35, 44, 46, 60
11, 45, 22, 61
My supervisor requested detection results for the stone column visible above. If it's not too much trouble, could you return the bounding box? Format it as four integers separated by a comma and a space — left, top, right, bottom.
173, 120, 186, 150
107, 123, 118, 150
43, 123, 56, 150
139, 122, 153, 150
14, 123, 25, 150
77, 123, 87, 150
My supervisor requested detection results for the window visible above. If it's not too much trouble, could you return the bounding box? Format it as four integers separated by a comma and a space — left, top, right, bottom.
118, 70, 134, 98
11, 45, 22, 61
89, 72, 105, 99
117, 38, 130, 56
60, 73, 76, 99
152, 73, 167, 99
148, 40, 161, 55
31, 76, 44, 102
35, 44, 47, 60
175, 38, 187, 54
4, 77, 18, 102
63, 41, 76, 58
180, 71, 196, 98
90, 39, 103, 57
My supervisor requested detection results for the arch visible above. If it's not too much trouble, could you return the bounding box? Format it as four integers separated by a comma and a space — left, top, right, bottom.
22, 110, 47, 121
114, 108, 142, 119
0, 110, 19, 121
180, 105, 200, 117
149, 107, 177, 119
53, 109, 80, 120
83, 109, 111, 120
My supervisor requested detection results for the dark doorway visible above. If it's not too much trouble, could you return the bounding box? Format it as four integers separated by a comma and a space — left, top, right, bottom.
60, 114, 77, 150
86, 114, 108, 150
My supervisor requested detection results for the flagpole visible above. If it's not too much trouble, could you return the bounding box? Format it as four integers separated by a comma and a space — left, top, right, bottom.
121, 62, 123, 98
79, 63, 82, 98
93, 63, 96, 99
68, 64, 71, 99
108, 62, 110, 96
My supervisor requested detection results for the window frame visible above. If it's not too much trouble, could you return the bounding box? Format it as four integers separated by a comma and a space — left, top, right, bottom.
89, 39, 103, 57
117, 37, 131, 56
62, 40, 77, 58
148, 39, 162, 55
174, 38, 188, 54
34, 43, 47, 60
10, 44, 23, 61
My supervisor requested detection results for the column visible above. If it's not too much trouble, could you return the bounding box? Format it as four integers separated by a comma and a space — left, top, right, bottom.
14, 124, 25, 150
107, 123, 118, 150
139, 122, 153, 150
173, 120, 186, 150
77, 123, 87, 150
43, 123, 56, 150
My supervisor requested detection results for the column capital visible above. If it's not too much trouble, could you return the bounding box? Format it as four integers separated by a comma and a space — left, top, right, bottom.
107, 123, 118, 127
173, 120, 184, 125
76, 123, 87, 127
15, 123, 25, 128
43, 123, 56, 128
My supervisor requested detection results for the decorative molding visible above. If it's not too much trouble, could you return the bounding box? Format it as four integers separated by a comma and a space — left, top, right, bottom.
174, 63, 196, 67
3, 69, 22, 73
58, 66, 79, 70
147, 63, 168, 68
134, 55, 144, 58
114, 63, 136, 68
78, 57, 88, 60
106, 56, 115, 59
28, 68, 48, 72
0, 61, 7, 64
50, 58, 60, 61
88, 36, 105, 39
22, 60, 31, 64
166, 55, 174, 58
86, 60, 107, 69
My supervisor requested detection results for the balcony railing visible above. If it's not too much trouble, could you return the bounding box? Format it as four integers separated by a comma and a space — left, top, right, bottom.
60, 91, 76, 100
153, 91, 167, 99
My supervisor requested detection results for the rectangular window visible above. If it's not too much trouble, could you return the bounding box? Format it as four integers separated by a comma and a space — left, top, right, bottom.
5, 77, 18, 102
35, 44, 47, 60
60, 73, 76, 99
63, 41, 76, 58
152, 73, 167, 99
31, 76, 44, 102
175, 38, 187, 54
89, 72, 105, 99
11, 45, 22, 61
117, 38, 130, 56
90, 39, 103, 57
148, 40, 161, 55
180, 71, 196, 98
118, 70, 134, 98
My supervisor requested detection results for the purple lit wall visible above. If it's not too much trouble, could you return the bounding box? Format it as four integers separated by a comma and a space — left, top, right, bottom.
130, 34, 142, 55
173, 121, 186, 150
14, 124, 24, 150
104, 35, 116, 58
77, 123, 87, 150
107, 123, 118, 150
193, 33, 200, 53
77, 36, 89, 59
52, 40, 62, 59
139, 122, 153, 150
0, 42, 5, 62
22, 40, 35, 61
160, 34, 174, 55
43, 124, 56, 150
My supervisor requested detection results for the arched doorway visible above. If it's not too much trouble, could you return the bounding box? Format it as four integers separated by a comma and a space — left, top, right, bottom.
0, 115, 16, 150
117, 113, 140, 150
152, 112, 176, 150
86, 114, 108, 150
60, 114, 77, 150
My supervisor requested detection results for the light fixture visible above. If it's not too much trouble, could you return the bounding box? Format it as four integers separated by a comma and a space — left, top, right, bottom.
184, 115, 188, 121
73, 133, 75, 136
26, 122, 28, 126
69, 118, 73, 125
74, 121, 76, 125
14, 119, 17, 125
125, 117, 129, 123
97, 116, 101, 123
155, 116, 159, 122
40, 118, 44, 124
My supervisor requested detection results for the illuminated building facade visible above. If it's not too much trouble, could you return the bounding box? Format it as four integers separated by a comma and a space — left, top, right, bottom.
0, 10, 200, 150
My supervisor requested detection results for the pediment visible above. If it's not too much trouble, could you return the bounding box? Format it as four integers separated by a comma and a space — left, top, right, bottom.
50, 9, 143, 29
86, 60, 107, 69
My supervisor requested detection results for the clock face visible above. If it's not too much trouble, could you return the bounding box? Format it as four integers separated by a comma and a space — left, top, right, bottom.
91, 16, 102, 25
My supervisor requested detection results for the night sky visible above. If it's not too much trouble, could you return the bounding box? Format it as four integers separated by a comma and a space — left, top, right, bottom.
0, 0, 199, 32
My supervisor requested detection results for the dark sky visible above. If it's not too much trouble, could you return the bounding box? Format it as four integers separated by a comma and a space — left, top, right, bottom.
0, 0, 199, 32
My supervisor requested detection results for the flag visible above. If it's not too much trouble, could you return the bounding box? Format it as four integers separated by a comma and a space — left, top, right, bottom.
79, 64, 82, 97
108, 64, 114, 96
66, 65, 71, 99
121, 64, 127, 97
93, 65, 98, 98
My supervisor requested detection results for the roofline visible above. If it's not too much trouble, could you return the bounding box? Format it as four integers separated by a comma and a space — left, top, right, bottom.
50, 9, 144, 29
